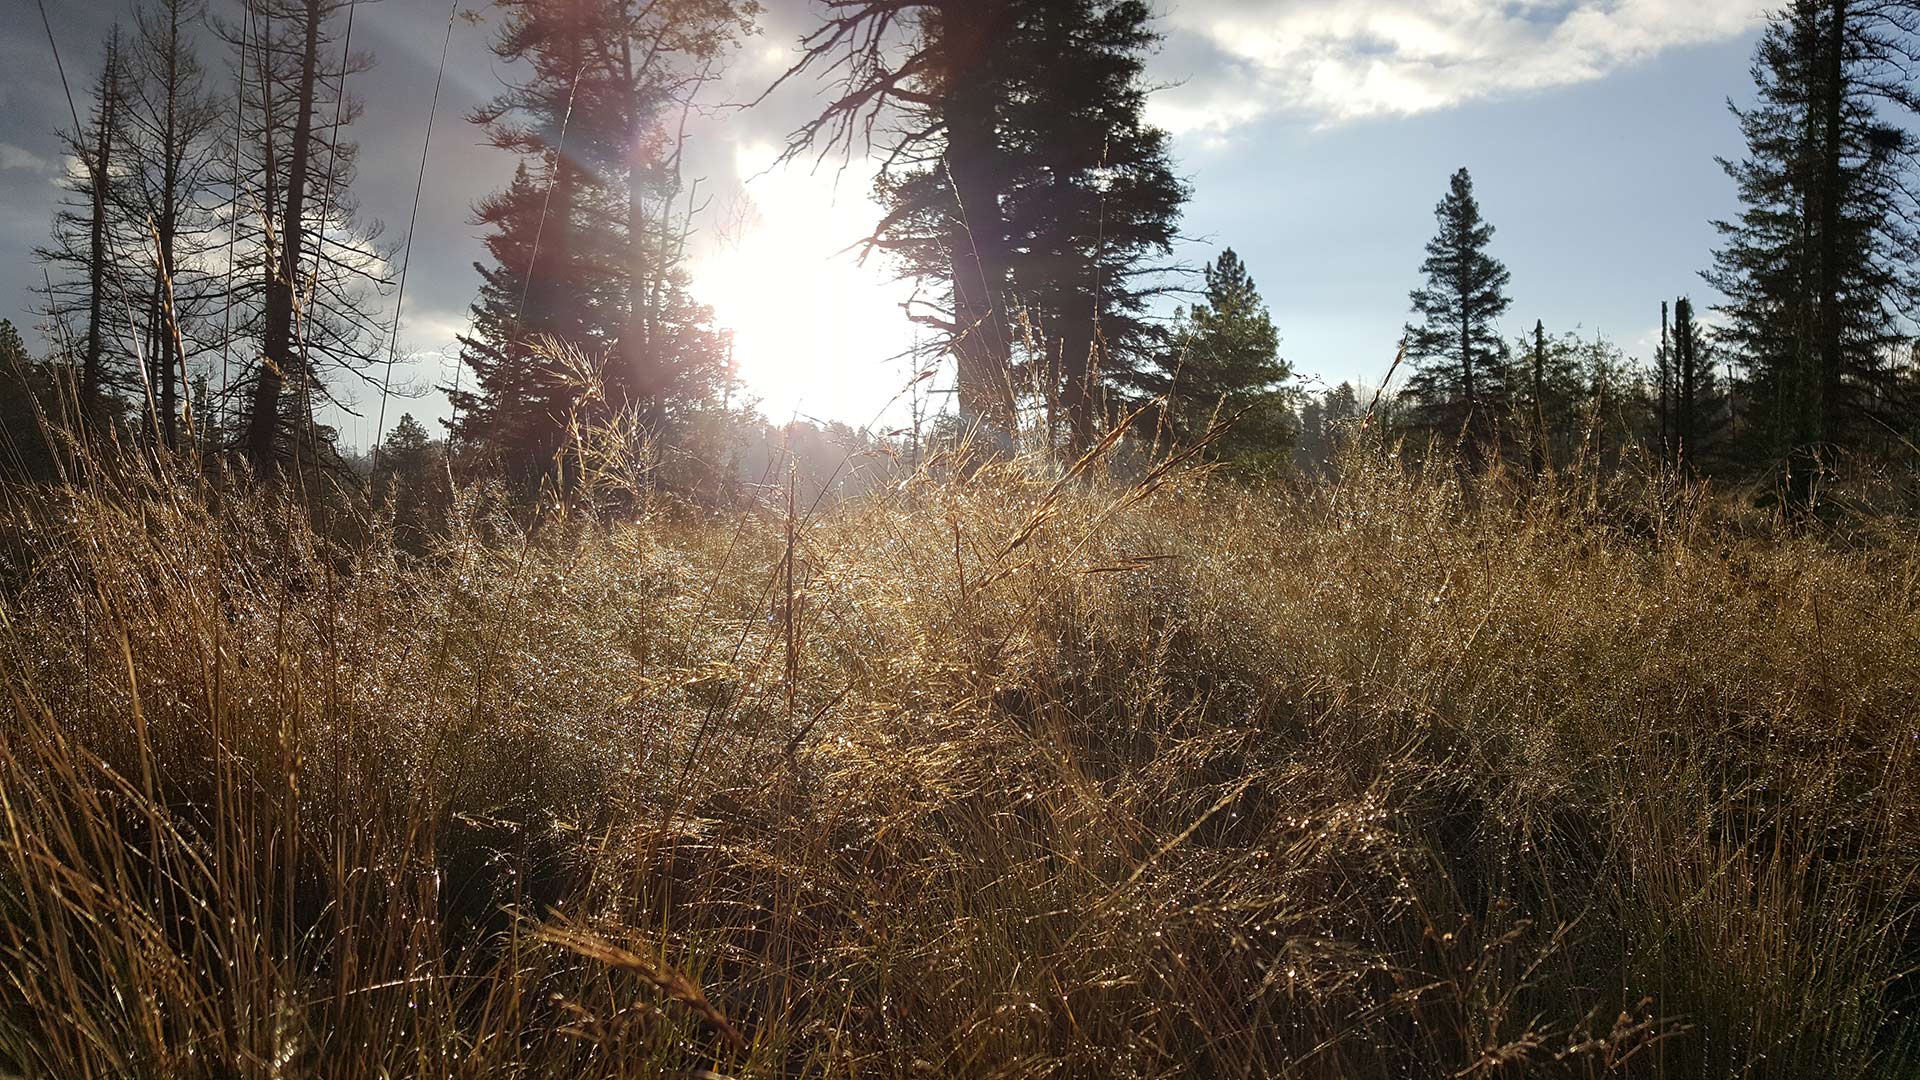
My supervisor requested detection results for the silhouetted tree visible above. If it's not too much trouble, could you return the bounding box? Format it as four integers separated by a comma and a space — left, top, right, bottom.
1670, 296, 1726, 467
223, 0, 390, 473
1402, 168, 1513, 450
1706, 0, 1920, 492
779, 0, 1184, 443
124, 0, 223, 448
0, 321, 64, 484
371, 413, 447, 553
454, 0, 748, 487
776, 0, 1020, 429
999, 0, 1186, 447
36, 29, 131, 418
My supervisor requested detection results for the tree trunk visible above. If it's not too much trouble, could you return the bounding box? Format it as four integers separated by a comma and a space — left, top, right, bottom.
1531, 319, 1546, 475
83, 42, 121, 411
939, 0, 1016, 434
1658, 300, 1670, 465
157, 0, 182, 448
1814, 0, 1848, 454
247, 0, 321, 471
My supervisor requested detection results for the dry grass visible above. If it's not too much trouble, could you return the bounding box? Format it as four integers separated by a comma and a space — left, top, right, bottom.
0, 435, 1916, 1078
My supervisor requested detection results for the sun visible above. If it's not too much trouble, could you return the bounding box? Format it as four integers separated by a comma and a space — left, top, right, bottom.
690, 144, 923, 428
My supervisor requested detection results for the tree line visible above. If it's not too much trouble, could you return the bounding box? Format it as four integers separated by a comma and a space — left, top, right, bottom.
6, 0, 1919, 503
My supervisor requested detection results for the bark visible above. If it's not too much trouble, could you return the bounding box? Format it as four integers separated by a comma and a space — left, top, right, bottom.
83, 47, 121, 410
939, 0, 1016, 432
247, 0, 322, 470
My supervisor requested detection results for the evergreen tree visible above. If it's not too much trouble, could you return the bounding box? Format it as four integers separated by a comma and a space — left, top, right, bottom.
1293, 394, 1326, 473
781, 0, 1021, 429
0, 321, 64, 484
453, 0, 749, 485
449, 164, 586, 481
1706, 0, 1920, 489
1512, 324, 1599, 471
998, 0, 1187, 447
780, 0, 1185, 443
1152, 249, 1292, 464
1670, 296, 1726, 467
1402, 168, 1513, 447
371, 413, 447, 553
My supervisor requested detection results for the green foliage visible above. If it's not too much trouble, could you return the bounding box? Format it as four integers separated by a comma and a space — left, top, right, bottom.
1155, 249, 1293, 466
862, 0, 1186, 444
0, 321, 65, 485
453, 0, 752, 489
370, 413, 449, 554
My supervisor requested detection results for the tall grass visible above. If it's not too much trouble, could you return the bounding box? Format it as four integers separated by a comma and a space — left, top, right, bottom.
0, 432, 1915, 1078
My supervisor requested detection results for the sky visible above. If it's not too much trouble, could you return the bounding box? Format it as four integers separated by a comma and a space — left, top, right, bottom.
0, 0, 1771, 446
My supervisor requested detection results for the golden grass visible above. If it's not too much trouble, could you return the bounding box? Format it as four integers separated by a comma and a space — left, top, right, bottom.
0, 440, 1916, 1078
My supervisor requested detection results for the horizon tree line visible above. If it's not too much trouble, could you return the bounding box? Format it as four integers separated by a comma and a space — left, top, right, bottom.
10, 0, 1920, 500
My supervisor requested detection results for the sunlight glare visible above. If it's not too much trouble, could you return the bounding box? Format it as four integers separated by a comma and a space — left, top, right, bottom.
691, 144, 921, 427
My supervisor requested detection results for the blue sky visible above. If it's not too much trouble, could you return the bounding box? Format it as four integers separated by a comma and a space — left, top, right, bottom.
0, 0, 1769, 443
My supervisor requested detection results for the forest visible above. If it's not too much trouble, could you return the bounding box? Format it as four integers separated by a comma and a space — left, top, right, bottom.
0, 0, 1918, 1077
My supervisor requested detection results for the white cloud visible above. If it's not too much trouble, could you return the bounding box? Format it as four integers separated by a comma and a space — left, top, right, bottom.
1151, 0, 1769, 133
0, 143, 51, 172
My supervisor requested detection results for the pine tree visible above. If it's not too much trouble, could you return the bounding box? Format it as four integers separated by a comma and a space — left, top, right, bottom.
997, 0, 1187, 447
1402, 168, 1513, 448
1152, 249, 1291, 464
1513, 325, 1598, 470
1293, 393, 1326, 473
779, 0, 1020, 429
371, 413, 446, 553
778, 0, 1184, 443
450, 164, 587, 482
1670, 296, 1726, 467
454, 0, 748, 484
0, 320, 63, 484
1706, 0, 1920, 489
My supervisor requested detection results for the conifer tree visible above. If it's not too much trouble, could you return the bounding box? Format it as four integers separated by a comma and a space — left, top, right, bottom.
779, 0, 1184, 443
1670, 296, 1726, 466
779, 0, 1021, 429
454, 0, 749, 484
1706, 0, 1920, 488
371, 413, 446, 552
1403, 168, 1512, 447
1152, 249, 1291, 463
998, 0, 1186, 447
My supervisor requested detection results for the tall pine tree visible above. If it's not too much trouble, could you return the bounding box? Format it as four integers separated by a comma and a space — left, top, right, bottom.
453, 0, 749, 486
1706, 0, 1920, 490
1402, 168, 1512, 448
779, 0, 1185, 445
998, 0, 1186, 447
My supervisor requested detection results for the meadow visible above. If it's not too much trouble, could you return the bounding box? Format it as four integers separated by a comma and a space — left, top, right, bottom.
0, 433, 1916, 1078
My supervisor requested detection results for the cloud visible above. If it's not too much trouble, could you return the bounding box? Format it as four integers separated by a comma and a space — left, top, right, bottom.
1151, 0, 1769, 133
0, 143, 50, 172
